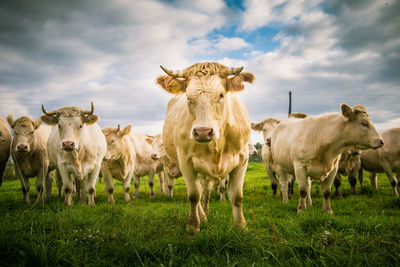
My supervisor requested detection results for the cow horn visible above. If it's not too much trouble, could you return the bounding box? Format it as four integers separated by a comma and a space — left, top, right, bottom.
41, 104, 56, 116
226, 67, 243, 75
83, 102, 94, 115
160, 65, 186, 78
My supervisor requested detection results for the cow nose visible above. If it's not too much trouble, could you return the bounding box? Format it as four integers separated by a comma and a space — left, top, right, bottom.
151, 153, 158, 160
17, 144, 28, 152
379, 139, 384, 146
251, 151, 257, 156
62, 141, 75, 150
193, 127, 214, 142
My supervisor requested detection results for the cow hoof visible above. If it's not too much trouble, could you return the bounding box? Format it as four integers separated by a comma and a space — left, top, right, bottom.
186, 225, 200, 233
324, 209, 334, 215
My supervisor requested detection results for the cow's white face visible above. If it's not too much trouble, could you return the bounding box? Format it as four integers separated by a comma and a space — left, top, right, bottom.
40, 106, 99, 151
248, 143, 258, 156
150, 135, 165, 160
7, 116, 40, 153
186, 75, 226, 142
102, 125, 131, 161
341, 104, 384, 150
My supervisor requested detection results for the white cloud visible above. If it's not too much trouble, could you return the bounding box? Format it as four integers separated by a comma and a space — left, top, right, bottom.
214, 37, 249, 51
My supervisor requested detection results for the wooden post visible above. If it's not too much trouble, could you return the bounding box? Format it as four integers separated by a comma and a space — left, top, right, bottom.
288, 91, 292, 116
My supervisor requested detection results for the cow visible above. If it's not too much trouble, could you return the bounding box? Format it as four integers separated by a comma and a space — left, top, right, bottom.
358, 128, 400, 196
270, 104, 383, 214
101, 124, 135, 204
41, 103, 106, 206
157, 62, 255, 232
7, 115, 53, 203
0, 117, 11, 187
132, 133, 164, 198
150, 134, 179, 197
333, 149, 361, 198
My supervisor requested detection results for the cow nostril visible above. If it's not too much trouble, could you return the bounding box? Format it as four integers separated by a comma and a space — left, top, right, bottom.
193, 129, 199, 137
380, 140, 384, 146
208, 128, 214, 137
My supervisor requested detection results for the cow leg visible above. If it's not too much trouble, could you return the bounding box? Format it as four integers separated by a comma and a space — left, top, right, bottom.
122, 172, 133, 204
348, 174, 357, 195
288, 175, 295, 199
227, 163, 247, 229
133, 174, 140, 198
56, 169, 63, 198
102, 167, 115, 204
86, 165, 101, 207
334, 173, 343, 198
397, 173, 400, 195
148, 169, 155, 198
61, 172, 74, 207
219, 177, 228, 202
201, 178, 213, 213
358, 168, 364, 188
266, 166, 278, 197
321, 167, 337, 214
45, 172, 53, 201
294, 168, 309, 213
306, 177, 312, 207
382, 163, 398, 196
278, 172, 291, 204
183, 173, 203, 233
158, 171, 165, 194
370, 173, 378, 191
35, 164, 47, 203
20, 177, 30, 204
165, 173, 175, 198
0, 160, 7, 187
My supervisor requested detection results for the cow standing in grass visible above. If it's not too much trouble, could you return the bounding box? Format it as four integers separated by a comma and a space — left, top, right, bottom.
271, 104, 383, 214
101, 124, 136, 204
157, 62, 255, 232
41, 103, 106, 206
7, 115, 53, 203
358, 128, 400, 196
333, 150, 361, 198
0, 117, 11, 187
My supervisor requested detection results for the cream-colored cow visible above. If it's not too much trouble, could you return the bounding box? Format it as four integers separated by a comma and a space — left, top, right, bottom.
0, 117, 11, 187
271, 104, 383, 214
358, 128, 400, 196
41, 103, 107, 207
7, 115, 53, 203
157, 62, 255, 232
101, 124, 136, 204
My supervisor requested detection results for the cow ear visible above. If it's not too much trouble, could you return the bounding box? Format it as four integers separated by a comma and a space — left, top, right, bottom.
40, 115, 58, 125
156, 76, 186, 94
226, 72, 255, 92
33, 117, 42, 130
341, 104, 354, 120
7, 114, 15, 129
119, 124, 131, 137
145, 136, 153, 144
84, 114, 99, 125
251, 122, 264, 131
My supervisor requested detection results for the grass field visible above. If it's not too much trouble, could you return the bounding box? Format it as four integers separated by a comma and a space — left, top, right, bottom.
0, 162, 399, 266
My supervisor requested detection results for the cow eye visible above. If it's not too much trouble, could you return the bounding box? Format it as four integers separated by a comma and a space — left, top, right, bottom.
30, 131, 34, 135
361, 121, 369, 127
79, 124, 83, 129
219, 93, 224, 99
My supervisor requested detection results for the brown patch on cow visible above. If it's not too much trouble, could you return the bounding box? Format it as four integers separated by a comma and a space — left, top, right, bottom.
300, 190, 307, 198
188, 192, 200, 203
108, 187, 114, 194
323, 191, 331, 199
289, 112, 308, 119
234, 194, 243, 207
125, 187, 130, 193
88, 188, 95, 195
64, 188, 71, 194
391, 181, 397, 187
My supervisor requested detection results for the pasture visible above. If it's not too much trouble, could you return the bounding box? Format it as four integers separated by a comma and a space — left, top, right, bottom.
0, 162, 399, 266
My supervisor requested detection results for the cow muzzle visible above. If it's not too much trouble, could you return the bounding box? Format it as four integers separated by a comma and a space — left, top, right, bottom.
372, 139, 384, 149
62, 141, 76, 151
16, 144, 29, 152
151, 153, 159, 160
192, 127, 214, 143
250, 150, 257, 156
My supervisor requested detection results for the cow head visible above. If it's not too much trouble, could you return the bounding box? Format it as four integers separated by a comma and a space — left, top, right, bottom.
157, 62, 255, 143
102, 124, 131, 161
251, 118, 281, 142
40, 102, 99, 151
149, 134, 165, 160
7, 115, 41, 153
248, 142, 258, 156
341, 104, 384, 150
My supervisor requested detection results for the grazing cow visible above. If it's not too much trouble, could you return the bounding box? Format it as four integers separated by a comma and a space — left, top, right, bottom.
358, 128, 400, 196
132, 133, 164, 198
157, 62, 255, 232
41, 103, 106, 206
333, 150, 361, 198
0, 118, 11, 187
271, 104, 383, 214
150, 134, 179, 197
101, 124, 135, 204
7, 115, 53, 203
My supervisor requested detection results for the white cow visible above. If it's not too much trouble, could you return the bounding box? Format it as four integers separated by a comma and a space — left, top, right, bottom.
0, 117, 11, 187
41, 103, 106, 206
7, 115, 53, 203
271, 104, 383, 214
157, 62, 255, 232
101, 124, 136, 204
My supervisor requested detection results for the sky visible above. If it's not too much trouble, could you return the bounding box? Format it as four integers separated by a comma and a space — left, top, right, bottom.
0, 0, 399, 144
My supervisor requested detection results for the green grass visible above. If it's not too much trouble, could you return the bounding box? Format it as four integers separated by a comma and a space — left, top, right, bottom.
0, 162, 399, 266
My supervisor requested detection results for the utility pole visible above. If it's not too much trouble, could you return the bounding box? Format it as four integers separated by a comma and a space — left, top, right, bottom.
288, 91, 292, 116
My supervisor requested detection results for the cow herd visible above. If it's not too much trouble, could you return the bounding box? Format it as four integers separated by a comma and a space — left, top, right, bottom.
0, 62, 399, 233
